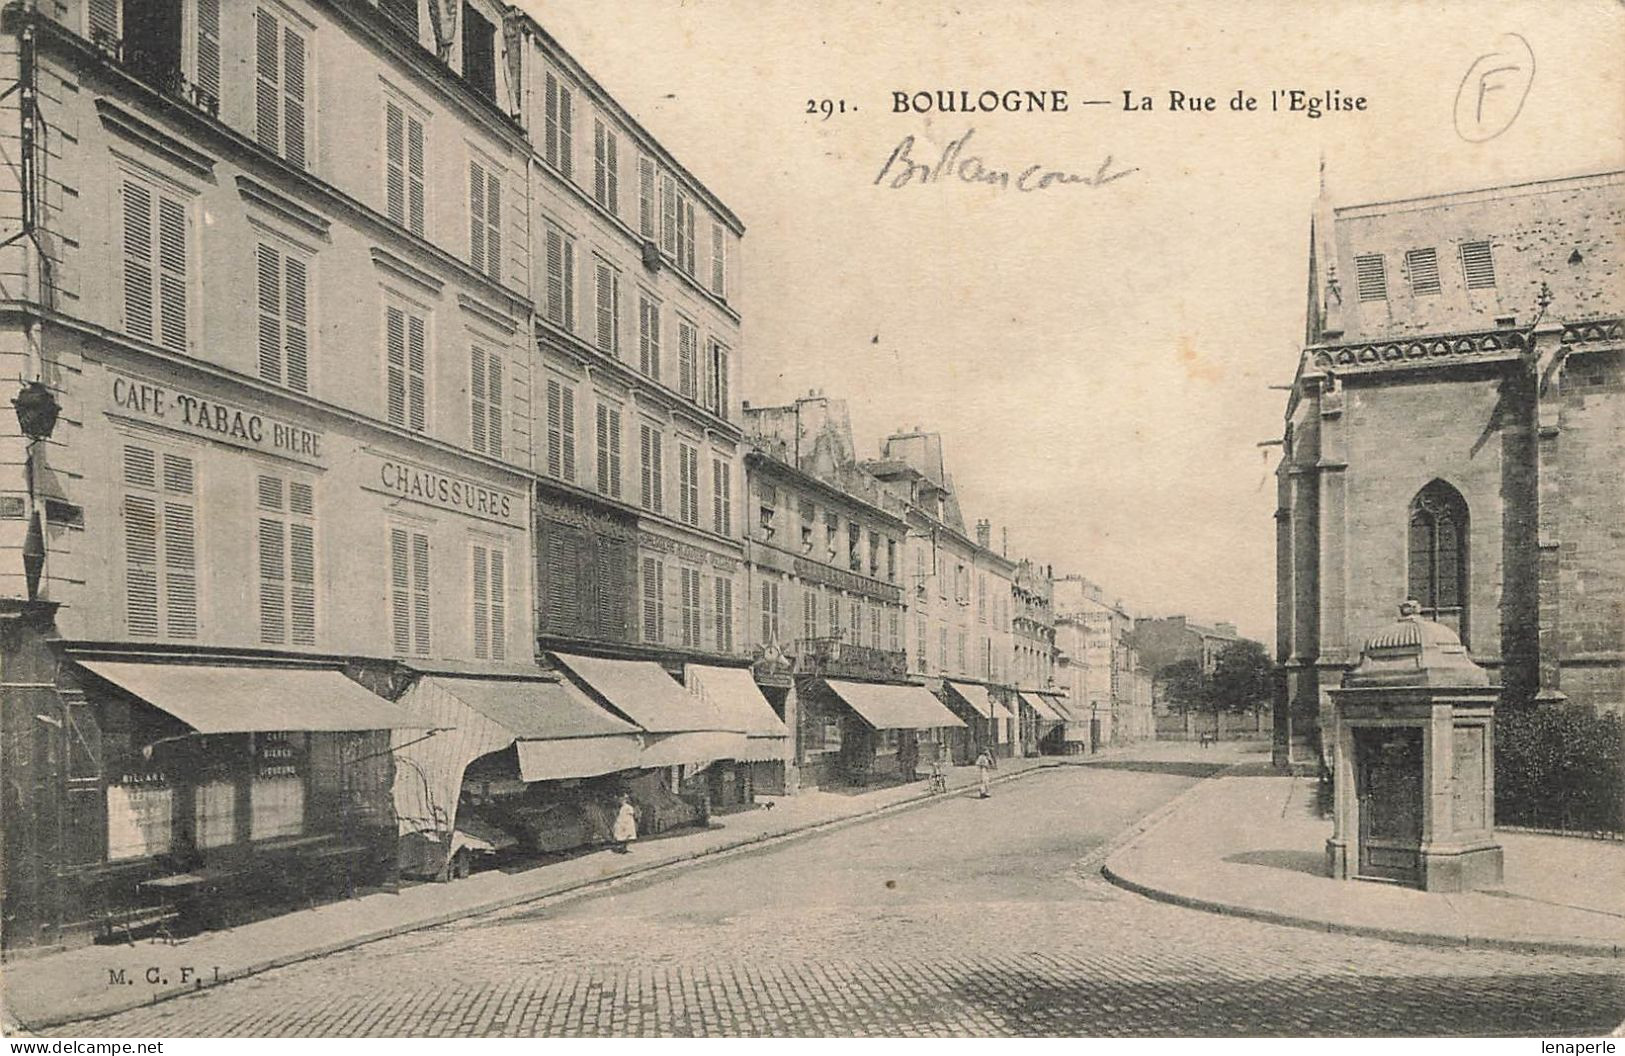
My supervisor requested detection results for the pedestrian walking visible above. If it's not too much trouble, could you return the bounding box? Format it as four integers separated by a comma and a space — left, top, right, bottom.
975, 747, 995, 798
611, 792, 638, 853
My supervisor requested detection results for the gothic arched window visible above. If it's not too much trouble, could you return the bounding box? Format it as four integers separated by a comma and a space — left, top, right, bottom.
1407, 480, 1469, 646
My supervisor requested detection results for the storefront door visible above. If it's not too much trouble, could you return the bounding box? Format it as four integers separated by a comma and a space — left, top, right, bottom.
1354, 727, 1423, 885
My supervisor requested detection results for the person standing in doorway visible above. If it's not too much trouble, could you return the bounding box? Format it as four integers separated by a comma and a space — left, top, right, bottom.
975, 747, 996, 798
612, 792, 638, 852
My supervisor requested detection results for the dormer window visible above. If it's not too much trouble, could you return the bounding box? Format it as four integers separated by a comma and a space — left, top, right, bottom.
460, 5, 497, 101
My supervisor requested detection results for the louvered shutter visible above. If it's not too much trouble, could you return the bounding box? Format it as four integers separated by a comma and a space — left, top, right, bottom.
472, 545, 490, 659
470, 347, 488, 454
711, 222, 725, 296
1460, 241, 1496, 289
595, 261, 613, 351
390, 527, 410, 654
484, 170, 501, 282
257, 244, 283, 384
651, 430, 663, 512
593, 120, 607, 204
490, 550, 506, 660
289, 482, 316, 646
561, 386, 576, 480
411, 532, 430, 656
1355, 255, 1386, 302
678, 323, 695, 398
487, 356, 503, 458
715, 345, 729, 419
558, 86, 573, 178
122, 181, 155, 341
124, 446, 159, 637
469, 161, 487, 275
595, 403, 610, 494
680, 199, 695, 274
642, 556, 658, 641
660, 176, 677, 256
546, 379, 563, 477
407, 114, 425, 234
284, 256, 309, 391
259, 515, 286, 644
156, 197, 187, 352
255, 10, 280, 151
385, 307, 407, 426
88, 0, 119, 39
606, 131, 618, 210
385, 102, 406, 225
712, 457, 724, 533
162, 455, 197, 639
1406, 248, 1441, 295
608, 410, 622, 498
196, 0, 222, 106
545, 227, 564, 325
638, 157, 656, 238
544, 72, 559, 168
282, 27, 306, 168
407, 313, 427, 432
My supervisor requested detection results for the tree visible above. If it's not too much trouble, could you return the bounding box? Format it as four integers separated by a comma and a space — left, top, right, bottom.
1158, 658, 1207, 715
1209, 640, 1274, 714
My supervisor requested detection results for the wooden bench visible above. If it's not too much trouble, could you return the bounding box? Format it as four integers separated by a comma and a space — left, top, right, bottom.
98, 902, 181, 945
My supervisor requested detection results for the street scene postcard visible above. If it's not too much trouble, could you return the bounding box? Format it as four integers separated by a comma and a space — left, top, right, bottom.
0, 0, 1621, 1046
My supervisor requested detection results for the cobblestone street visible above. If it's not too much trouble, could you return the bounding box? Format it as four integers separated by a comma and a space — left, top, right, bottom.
60, 758, 1625, 1037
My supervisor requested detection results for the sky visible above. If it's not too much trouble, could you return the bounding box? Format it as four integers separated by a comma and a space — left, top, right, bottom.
520, 0, 1624, 643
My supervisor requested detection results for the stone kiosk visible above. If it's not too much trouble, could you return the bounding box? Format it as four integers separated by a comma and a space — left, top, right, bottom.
1325, 602, 1502, 892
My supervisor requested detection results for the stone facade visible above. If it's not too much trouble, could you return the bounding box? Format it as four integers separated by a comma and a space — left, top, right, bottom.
1274, 169, 1625, 766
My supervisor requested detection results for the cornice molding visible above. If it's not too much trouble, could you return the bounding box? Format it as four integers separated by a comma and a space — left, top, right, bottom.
236, 175, 333, 241
371, 246, 445, 297
96, 98, 217, 180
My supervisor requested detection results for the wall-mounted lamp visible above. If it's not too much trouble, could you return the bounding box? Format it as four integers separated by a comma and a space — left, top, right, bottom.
13, 378, 60, 602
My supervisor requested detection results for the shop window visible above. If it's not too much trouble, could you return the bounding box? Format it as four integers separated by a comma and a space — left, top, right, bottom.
106, 780, 174, 861
821, 717, 842, 753
250, 776, 304, 841
194, 779, 237, 849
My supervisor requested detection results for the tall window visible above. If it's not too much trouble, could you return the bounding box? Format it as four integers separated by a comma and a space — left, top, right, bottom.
256, 474, 315, 647
659, 173, 678, 256
384, 304, 427, 432
828, 593, 841, 638
641, 557, 665, 642
254, 8, 307, 168
390, 527, 430, 657
468, 160, 502, 281
977, 574, 987, 622
761, 579, 781, 644
594, 259, 621, 354
639, 423, 663, 512
121, 176, 188, 353
544, 225, 575, 329
460, 4, 496, 100
706, 340, 730, 418
469, 346, 503, 457
677, 196, 696, 275
123, 444, 196, 639
638, 294, 661, 379
679, 567, 702, 648
711, 456, 730, 535
104, 0, 221, 113
916, 616, 928, 672
595, 403, 622, 499
714, 577, 734, 653
543, 70, 573, 177
384, 99, 426, 235
1408, 480, 1469, 644
677, 442, 700, 526
593, 118, 619, 213
802, 588, 818, 641
546, 379, 577, 481
255, 243, 308, 391
471, 543, 506, 660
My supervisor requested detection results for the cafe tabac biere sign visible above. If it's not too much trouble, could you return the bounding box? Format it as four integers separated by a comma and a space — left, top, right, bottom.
109, 373, 323, 463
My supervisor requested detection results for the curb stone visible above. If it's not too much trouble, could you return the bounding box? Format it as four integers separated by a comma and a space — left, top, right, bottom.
1096, 770, 1625, 960
19, 753, 1099, 1031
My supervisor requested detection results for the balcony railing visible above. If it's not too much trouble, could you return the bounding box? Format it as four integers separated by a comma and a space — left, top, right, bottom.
790, 636, 907, 680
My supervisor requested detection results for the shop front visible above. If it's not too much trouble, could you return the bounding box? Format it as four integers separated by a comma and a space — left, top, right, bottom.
683, 664, 790, 810
1021, 691, 1068, 754
49, 658, 420, 946
941, 680, 1015, 761
799, 679, 965, 787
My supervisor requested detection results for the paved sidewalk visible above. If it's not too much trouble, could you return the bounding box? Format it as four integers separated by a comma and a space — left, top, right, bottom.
3, 745, 1148, 1031
1103, 747, 1625, 957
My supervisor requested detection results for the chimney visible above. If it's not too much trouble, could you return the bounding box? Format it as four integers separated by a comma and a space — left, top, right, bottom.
976, 519, 991, 549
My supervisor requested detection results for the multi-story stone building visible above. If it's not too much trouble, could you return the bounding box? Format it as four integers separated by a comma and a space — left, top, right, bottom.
866, 430, 1019, 762
1009, 557, 1057, 752
740, 394, 957, 789
1274, 170, 1624, 764
0, 0, 754, 952
1054, 576, 1152, 749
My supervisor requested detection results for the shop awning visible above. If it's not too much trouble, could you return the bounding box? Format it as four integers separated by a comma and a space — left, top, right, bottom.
684, 665, 789, 763
1020, 691, 1063, 722
79, 661, 425, 733
824, 680, 966, 731
945, 681, 995, 719
550, 653, 749, 764
426, 676, 643, 782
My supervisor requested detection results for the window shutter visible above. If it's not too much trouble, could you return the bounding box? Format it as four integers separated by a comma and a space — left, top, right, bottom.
1460, 241, 1496, 289
256, 244, 283, 384
290, 517, 315, 647
259, 515, 287, 644
608, 409, 622, 498
411, 532, 430, 656
1406, 247, 1441, 295
711, 222, 725, 297
638, 157, 656, 238
490, 550, 506, 660
593, 120, 607, 204
469, 160, 487, 274
545, 227, 564, 325
472, 545, 489, 659
484, 170, 501, 282
561, 385, 576, 481
715, 345, 729, 420
385, 306, 407, 427
156, 196, 187, 352
162, 455, 197, 639
282, 27, 306, 168
407, 313, 426, 432
88, 0, 119, 39
255, 10, 280, 152
385, 102, 406, 225
660, 175, 677, 256
195, 0, 222, 104
284, 255, 308, 391
639, 425, 652, 509
678, 323, 695, 398
558, 86, 573, 178
487, 355, 503, 458
680, 199, 695, 274
606, 131, 618, 211
651, 430, 663, 513
390, 527, 410, 655
407, 114, 425, 234
121, 181, 155, 341
470, 347, 487, 454
596, 403, 610, 494
544, 72, 558, 166
642, 556, 658, 641
563, 239, 575, 330
125, 481, 159, 637
1355, 254, 1386, 302
546, 379, 563, 477
595, 261, 613, 351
